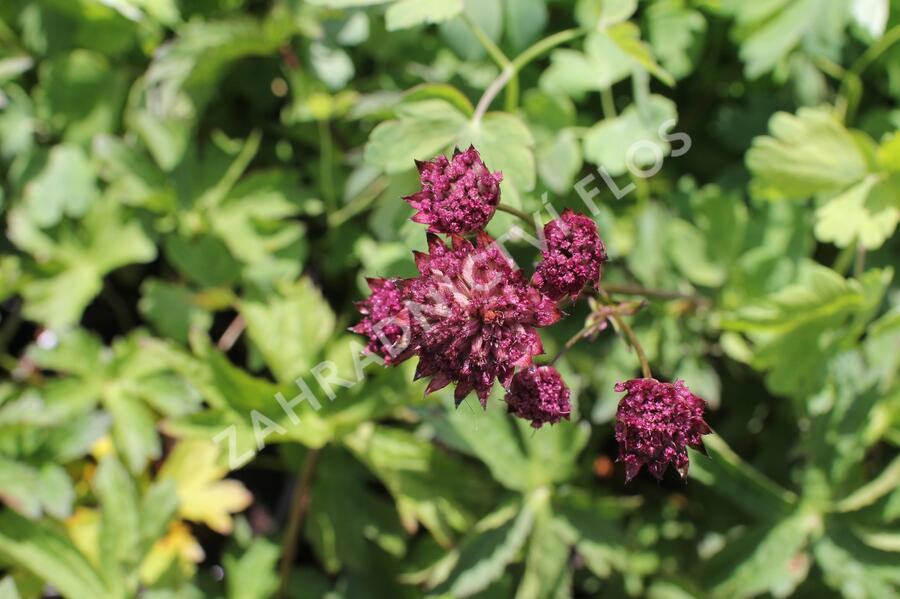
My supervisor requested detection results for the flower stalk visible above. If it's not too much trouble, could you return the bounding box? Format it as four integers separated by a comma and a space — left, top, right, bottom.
472, 27, 588, 119
599, 289, 652, 378
496, 203, 537, 227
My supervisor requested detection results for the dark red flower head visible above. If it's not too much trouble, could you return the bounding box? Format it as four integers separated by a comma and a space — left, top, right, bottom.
406, 233, 560, 406
505, 365, 572, 428
350, 277, 412, 366
614, 378, 711, 482
404, 146, 503, 235
533, 209, 607, 300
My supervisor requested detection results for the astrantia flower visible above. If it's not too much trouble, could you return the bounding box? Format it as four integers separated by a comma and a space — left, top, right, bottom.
505, 365, 571, 428
614, 378, 711, 482
350, 278, 411, 365
406, 233, 560, 406
533, 209, 607, 300
404, 146, 503, 235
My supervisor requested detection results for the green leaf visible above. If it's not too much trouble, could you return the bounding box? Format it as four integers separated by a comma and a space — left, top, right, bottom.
169, 337, 332, 450
459, 111, 536, 203
127, 17, 297, 169
36, 49, 125, 143
310, 42, 354, 91
537, 129, 582, 195
504, 0, 547, 51
0, 577, 21, 599
864, 307, 900, 392
163, 234, 241, 288
575, 0, 636, 28
835, 454, 900, 512
440, 401, 533, 492
384, 0, 464, 32
583, 94, 677, 176
440, 0, 502, 60
747, 108, 898, 249
92, 134, 174, 210
705, 509, 817, 599
307, 0, 464, 31
808, 353, 893, 489
689, 435, 797, 519
94, 455, 140, 591
21, 144, 96, 228
516, 417, 590, 488
0, 85, 35, 161
0, 511, 109, 599
722, 0, 850, 78
240, 277, 335, 384
747, 107, 869, 200
27, 330, 99, 380
106, 389, 162, 474
345, 424, 487, 546
647, 1, 706, 79
432, 498, 536, 597
0, 55, 33, 84
210, 170, 309, 284
720, 264, 892, 398
515, 510, 571, 599
223, 538, 280, 599
666, 219, 728, 287
305, 450, 405, 573
814, 524, 900, 598
553, 490, 639, 579
0, 459, 74, 520
9, 197, 156, 328
138, 479, 180, 558
606, 22, 675, 87
540, 30, 633, 98
138, 279, 213, 344
364, 99, 469, 174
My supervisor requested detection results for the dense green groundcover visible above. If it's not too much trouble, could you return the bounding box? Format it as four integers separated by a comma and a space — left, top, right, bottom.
1, 0, 900, 597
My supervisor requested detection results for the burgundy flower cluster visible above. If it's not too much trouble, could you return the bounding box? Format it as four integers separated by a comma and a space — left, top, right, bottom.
615, 378, 711, 481
404, 146, 503, 235
353, 146, 710, 481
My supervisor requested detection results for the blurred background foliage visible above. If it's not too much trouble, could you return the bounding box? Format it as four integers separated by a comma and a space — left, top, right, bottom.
0, 0, 899, 597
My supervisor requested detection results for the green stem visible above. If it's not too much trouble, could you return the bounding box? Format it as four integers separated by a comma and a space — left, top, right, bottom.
600, 290, 652, 379
277, 448, 321, 599
473, 65, 515, 122
496, 203, 535, 227
511, 28, 587, 72
461, 13, 521, 113
473, 27, 588, 121
328, 176, 389, 228
854, 245, 867, 277
462, 13, 510, 69
549, 321, 598, 365
601, 87, 617, 118
838, 24, 900, 122
602, 283, 709, 306
612, 312, 652, 379
849, 24, 900, 77
505, 76, 520, 113
832, 242, 857, 275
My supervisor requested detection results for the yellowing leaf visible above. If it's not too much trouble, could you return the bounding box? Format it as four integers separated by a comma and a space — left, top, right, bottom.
139, 522, 204, 585
65, 507, 101, 567
815, 175, 900, 249
158, 440, 252, 534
